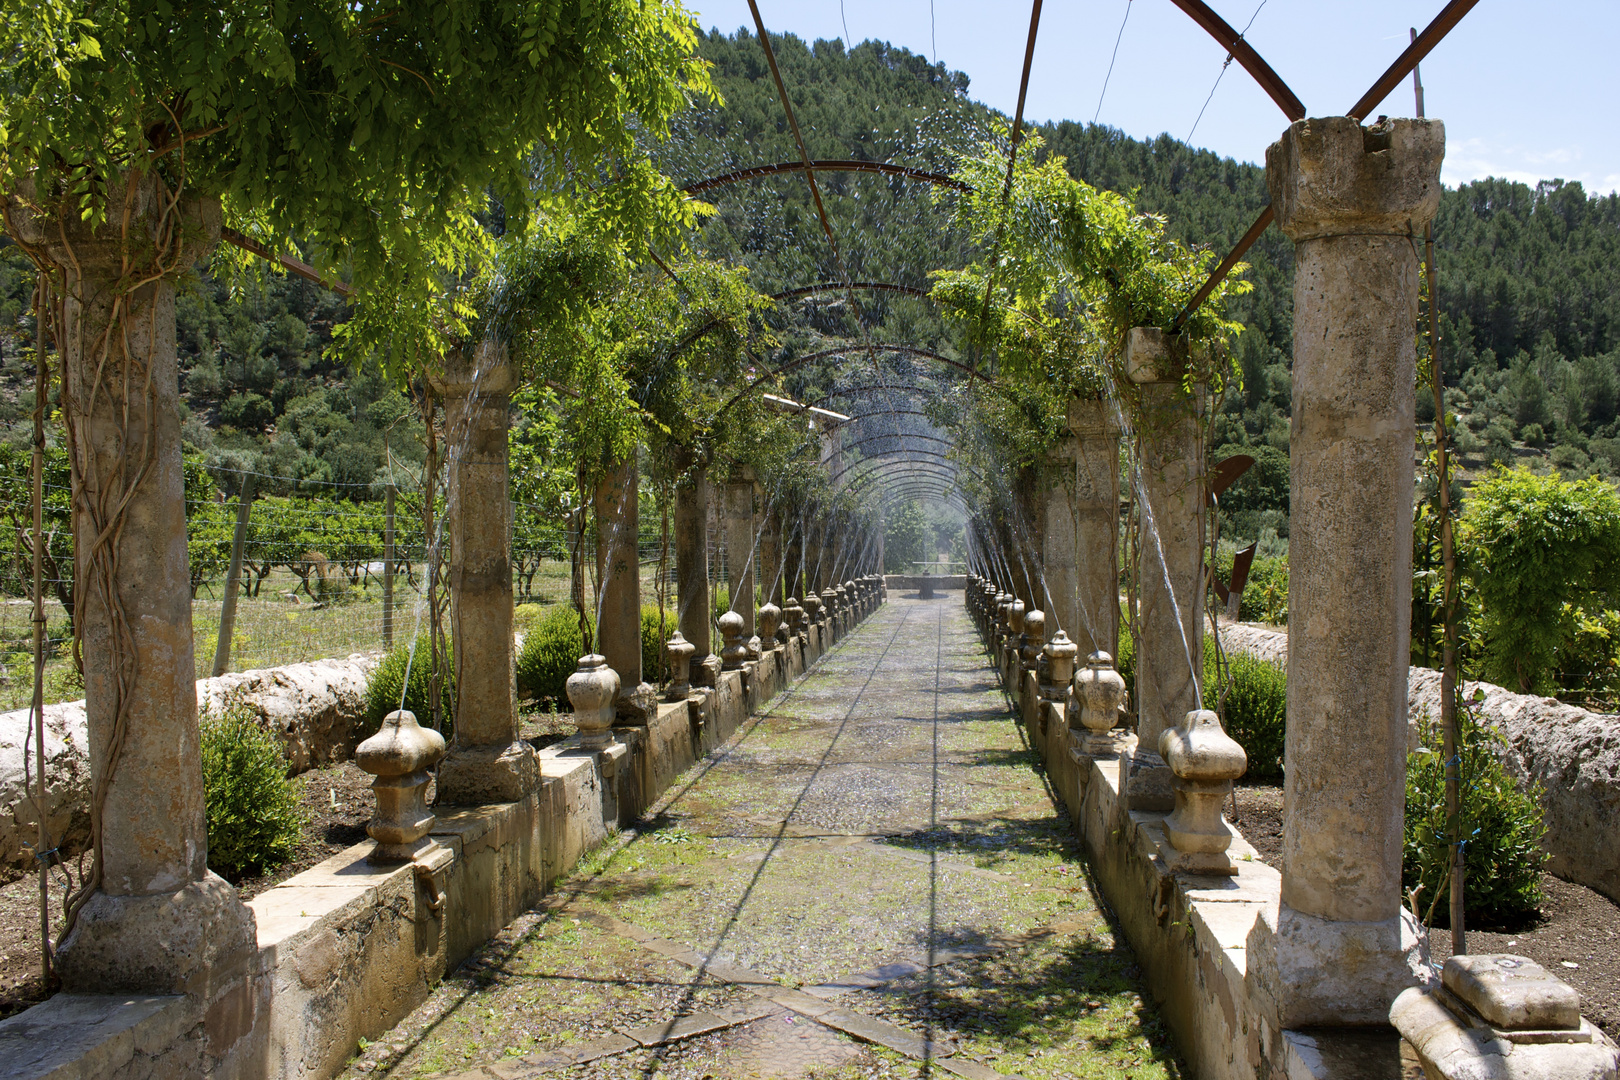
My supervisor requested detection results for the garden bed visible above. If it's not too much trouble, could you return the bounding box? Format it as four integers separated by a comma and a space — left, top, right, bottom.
1233, 780, 1620, 1040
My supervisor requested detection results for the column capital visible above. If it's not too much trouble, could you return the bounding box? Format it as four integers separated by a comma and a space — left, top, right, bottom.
1266, 116, 1444, 243
431, 341, 516, 398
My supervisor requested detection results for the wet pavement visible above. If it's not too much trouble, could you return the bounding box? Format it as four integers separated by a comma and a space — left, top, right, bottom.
343, 593, 1181, 1080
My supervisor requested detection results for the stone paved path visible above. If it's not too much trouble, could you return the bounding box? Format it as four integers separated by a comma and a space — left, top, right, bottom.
343, 594, 1182, 1080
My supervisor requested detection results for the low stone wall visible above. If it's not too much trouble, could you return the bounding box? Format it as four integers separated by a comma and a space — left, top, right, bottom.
1219, 622, 1620, 905
997, 624, 1402, 1080
0, 595, 875, 1080
0, 655, 377, 872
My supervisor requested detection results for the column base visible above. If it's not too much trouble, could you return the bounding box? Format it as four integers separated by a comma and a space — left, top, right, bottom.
614, 681, 659, 725
1122, 747, 1175, 812
692, 655, 722, 688
437, 740, 539, 804
56, 873, 257, 997
1246, 900, 1433, 1029
1073, 729, 1133, 759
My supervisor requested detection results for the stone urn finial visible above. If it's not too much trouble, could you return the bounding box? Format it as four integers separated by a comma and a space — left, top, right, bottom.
802, 592, 823, 623
1043, 630, 1079, 699
356, 709, 447, 863
819, 587, 838, 620
1159, 709, 1248, 874
783, 597, 805, 640
1075, 650, 1127, 755
757, 602, 783, 647
718, 610, 749, 670
1008, 599, 1026, 635
567, 654, 621, 750
665, 631, 696, 701
1021, 609, 1046, 669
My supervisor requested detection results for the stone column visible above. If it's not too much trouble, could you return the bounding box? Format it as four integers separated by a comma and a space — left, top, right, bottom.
1247, 116, 1444, 1029
1122, 328, 1204, 812
783, 518, 804, 603
725, 471, 756, 638
1069, 397, 1122, 660
12, 174, 256, 995
758, 509, 782, 608
597, 454, 657, 722
436, 345, 536, 804
674, 466, 712, 666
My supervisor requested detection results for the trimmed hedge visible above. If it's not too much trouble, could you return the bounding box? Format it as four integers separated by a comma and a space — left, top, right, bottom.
516, 602, 677, 703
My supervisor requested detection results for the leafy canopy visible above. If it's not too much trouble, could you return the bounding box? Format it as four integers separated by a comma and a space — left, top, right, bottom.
1460, 466, 1620, 692
929, 128, 1248, 390
2, 0, 715, 366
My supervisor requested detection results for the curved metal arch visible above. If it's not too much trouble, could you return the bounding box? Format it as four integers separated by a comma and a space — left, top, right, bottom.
830, 447, 964, 487
838, 459, 964, 496
722, 344, 988, 421
683, 159, 970, 196
839, 460, 962, 492
1166, 0, 1306, 121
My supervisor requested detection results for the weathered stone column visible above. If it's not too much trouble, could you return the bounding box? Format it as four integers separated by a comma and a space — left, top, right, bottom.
438, 346, 537, 804
1247, 116, 1444, 1029
597, 454, 657, 722
674, 465, 712, 668
1122, 328, 1204, 812
12, 175, 256, 996
758, 508, 782, 608
1068, 397, 1121, 660
725, 470, 756, 639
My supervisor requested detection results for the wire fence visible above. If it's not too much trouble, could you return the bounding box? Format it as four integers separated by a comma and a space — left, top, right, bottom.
0, 470, 795, 711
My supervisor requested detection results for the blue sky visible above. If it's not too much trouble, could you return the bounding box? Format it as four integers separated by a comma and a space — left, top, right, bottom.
689, 1, 1620, 194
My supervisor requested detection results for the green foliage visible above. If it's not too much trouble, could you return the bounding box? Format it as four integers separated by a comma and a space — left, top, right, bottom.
1459, 467, 1620, 693
641, 603, 675, 687
884, 502, 928, 573
199, 701, 304, 881
365, 636, 455, 737
517, 604, 587, 703
1241, 557, 1289, 626
1118, 626, 1286, 781
1203, 639, 1287, 783
1404, 700, 1548, 927
4, 0, 716, 370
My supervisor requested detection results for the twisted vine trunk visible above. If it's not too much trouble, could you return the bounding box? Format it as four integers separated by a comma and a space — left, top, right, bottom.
5, 170, 254, 995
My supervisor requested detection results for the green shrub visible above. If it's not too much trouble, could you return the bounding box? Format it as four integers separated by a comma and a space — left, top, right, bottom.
641, 604, 676, 686
518, 604, 588, 702
1460, 466, 1620, 693
1118, 626, 1285, 781
1240, 556, 1289, 625
1404, 697, 1548, 927
200, 702, 304, 881
1204, 639, 1287, 782
365, 635, 455, 737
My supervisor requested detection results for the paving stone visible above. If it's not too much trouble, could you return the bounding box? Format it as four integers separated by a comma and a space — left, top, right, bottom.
817, 1006, 955, 1059
622, 1011, 734, 1046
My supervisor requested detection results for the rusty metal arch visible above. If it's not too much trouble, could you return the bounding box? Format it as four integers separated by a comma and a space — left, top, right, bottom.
720, 344, 988, 420
683, 159, 969, 196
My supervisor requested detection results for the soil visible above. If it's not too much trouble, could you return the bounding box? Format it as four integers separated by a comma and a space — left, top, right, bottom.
1232, 780, 1620, 1041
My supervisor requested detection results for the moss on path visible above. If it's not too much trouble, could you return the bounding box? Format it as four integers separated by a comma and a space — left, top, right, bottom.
343, 595, 1181, 1080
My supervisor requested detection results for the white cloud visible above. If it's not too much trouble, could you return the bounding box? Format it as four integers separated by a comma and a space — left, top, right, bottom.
1444, 137, 1619, 195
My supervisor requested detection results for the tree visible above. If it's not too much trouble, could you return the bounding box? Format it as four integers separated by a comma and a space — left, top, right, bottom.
1459, 467, 1620, 693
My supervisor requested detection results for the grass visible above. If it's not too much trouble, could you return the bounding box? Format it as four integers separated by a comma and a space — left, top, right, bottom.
0, 557, 686, 711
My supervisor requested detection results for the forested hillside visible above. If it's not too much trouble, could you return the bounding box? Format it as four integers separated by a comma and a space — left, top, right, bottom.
3, 29, 1617, 512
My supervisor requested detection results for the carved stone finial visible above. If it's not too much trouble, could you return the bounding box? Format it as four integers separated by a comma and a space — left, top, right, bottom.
757, 602, 782, 648
567, 654, 621, 750
1159, 709, 1248, 875
1043, 630, 1079, 699
1074, 650, 1128, 757
356, 709, 447, 863
665, 631, 696, 701
1021, 609, 1046, 669
719, 610, 750, 670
